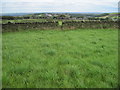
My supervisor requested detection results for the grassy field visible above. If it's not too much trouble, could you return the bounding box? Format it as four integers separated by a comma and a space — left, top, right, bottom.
2, 19, 96, 24
2, 29, 118, 88
2, 19, 48, 24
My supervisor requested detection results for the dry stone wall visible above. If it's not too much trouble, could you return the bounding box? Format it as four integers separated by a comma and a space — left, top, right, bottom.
2, 21, 118, 32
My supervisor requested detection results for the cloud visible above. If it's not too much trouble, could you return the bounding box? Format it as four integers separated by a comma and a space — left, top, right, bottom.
2, 0, 119, 2
1, 0, 119, 13
2, 0, 56, 3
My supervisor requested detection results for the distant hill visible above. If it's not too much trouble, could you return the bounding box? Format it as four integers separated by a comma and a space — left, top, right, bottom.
1, 12, 111, 16
1, 12, 119, 21
1, 13, 33, 16
98, 13, 119, 19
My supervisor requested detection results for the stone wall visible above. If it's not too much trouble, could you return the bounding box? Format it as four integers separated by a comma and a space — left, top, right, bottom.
2, 21, 118, 32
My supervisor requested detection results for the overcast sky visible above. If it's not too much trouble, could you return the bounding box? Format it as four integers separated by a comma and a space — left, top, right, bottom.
1, 0, 119, 13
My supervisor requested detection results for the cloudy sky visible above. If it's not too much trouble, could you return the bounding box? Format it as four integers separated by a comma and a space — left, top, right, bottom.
1, 0, 119, 13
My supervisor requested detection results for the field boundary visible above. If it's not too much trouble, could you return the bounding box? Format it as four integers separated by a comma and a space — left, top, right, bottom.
2, 21, 118, 32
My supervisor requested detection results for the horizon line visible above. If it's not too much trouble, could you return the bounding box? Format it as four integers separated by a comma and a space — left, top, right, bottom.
1, 11, 118, 14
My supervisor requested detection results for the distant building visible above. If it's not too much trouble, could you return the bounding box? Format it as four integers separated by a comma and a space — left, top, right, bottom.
45, 14, 52, 17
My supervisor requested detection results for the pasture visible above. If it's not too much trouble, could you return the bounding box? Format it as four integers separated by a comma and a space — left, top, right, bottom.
1, 19, 48, 24
2, 29, 118, 88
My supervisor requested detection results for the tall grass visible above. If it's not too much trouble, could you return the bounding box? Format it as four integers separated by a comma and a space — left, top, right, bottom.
2, 29, 118, 88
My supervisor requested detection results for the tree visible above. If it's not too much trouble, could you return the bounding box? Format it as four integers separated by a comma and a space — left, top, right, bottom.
2, 16, 15, 20
58, 15, 66, 19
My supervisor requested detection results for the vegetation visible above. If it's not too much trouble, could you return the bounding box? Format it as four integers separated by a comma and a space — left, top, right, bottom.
1, 16, 15, 20
3, 29, 118, 88
1, 19, 48, 24
1, 13, 119, 24
95, 13, 109, 17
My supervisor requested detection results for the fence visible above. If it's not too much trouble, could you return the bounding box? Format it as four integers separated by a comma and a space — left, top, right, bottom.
2, 21, 118, 32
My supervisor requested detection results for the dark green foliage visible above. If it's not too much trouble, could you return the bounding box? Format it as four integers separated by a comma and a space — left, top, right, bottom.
2, 16, 15, 20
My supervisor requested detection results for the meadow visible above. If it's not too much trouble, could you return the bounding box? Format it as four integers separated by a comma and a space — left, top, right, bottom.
1, 19, 48, 24
2, 29, 118, 88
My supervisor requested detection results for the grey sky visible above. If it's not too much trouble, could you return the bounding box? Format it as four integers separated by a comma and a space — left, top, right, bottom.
1, 0, 119, 13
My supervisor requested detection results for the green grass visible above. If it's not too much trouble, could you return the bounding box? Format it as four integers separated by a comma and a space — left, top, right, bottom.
2, 29, 118, 88
2, 19, 48, 24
